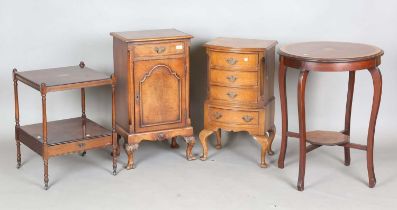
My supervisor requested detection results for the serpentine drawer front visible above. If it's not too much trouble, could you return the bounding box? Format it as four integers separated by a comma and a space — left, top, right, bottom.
199, 37, 277, 168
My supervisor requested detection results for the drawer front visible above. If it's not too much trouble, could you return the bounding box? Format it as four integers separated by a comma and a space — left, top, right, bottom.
210, 69, 258, 87
134, 42, 185, 57
210, 86, 258, 103
210, 51, 258, 70
48, 136, 112, 156
208, 107, 259, 125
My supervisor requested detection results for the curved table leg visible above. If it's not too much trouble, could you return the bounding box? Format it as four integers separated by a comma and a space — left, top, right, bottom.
199, 129, 214, 161
367, 67, 382, 188
297, 69, 309, 191
278, 56, 289, 169
215, 128, 222, 149
343, 71, 355, 166
267, 125, 276, 156
253, 135, 271, 168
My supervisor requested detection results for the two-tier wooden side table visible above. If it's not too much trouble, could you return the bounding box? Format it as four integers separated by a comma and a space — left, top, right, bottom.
277, 42, 384, 191
13, 62, 117, 190
199, 37, 278, 168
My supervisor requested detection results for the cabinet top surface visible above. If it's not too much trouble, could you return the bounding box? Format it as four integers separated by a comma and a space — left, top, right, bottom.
205, 37, 277, 51
110, 29, 193, 42
279, 41, 383, 62
15, 65, 111, 89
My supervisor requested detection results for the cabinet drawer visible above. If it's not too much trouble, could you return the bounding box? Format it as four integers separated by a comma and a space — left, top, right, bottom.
208, 107, 259, 125
210, 69, 258, 87
210, 86, 258, 103
134, 42, 185, 57
210, 51, 258, 70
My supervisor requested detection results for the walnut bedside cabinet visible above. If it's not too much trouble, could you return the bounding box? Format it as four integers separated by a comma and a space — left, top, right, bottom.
13, 62, 117, 190
199, 37, 278, 168
110, 29, 196, 169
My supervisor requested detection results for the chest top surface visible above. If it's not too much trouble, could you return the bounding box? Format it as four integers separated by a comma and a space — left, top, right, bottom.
279, 41, 383, 62
110, 29, 193, 42
204, 37, 277, 51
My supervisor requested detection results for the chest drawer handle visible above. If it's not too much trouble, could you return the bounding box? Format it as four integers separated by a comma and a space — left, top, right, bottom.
226, 92, 238, 99
242, 115, 254, 122
78, 142, 86, 149
226, 75, 237, 82
226, 58, 238, 65
213, 112, 223, 119
154, 46, 166, 54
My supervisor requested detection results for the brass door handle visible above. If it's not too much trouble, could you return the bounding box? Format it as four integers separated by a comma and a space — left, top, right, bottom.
154, 46, 166, 54
226, 58, 238, 65
213, 112, 222, 119
226, 75, 237, 82
226, 92, 237, 99
242, 115, 254, 122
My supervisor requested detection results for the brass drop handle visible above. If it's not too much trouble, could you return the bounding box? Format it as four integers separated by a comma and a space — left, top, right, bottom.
213, 112, 222, 119
242, 115, 254, 122
226, 92, 237, 99
226, 58, 238, 65
154, 46, 166, 54
78, 142, 86, 149
226, 75, 237, 82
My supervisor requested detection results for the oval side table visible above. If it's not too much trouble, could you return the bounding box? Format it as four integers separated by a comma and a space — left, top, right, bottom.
277, 42, 384, 191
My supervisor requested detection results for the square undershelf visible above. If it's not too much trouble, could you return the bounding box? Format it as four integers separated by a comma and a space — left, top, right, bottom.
18, 117, 112, 157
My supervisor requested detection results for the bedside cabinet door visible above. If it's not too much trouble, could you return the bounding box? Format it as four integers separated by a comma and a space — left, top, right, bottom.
133, 58, 186, 132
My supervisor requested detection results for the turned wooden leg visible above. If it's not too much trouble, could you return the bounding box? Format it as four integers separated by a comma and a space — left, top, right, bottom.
297, 69, 309, 191
170, 137, 180, 149
43, 159, 49, 190
253, 135, 271, 168
367, 67, 382, 188
343, 71, 355, 166
13, 70, 21, 169
112, 134, 118, 176
16, 140, 21, 169
215, 128, 222, 149
278, 57, 289, 169
124, 143, 139, 170
111, 134, 122, 157
267, 126, 276, 156
184, 136, 196, 161
199, 129, 214, 161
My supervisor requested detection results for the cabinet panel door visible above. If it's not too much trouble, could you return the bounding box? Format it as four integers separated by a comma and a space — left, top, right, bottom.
133, 58, 186, 132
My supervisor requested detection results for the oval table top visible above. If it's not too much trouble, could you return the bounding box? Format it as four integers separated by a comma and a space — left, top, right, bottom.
279, 42, 383, 63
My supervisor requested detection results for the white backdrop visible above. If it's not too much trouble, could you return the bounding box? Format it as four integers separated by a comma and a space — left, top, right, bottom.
1, 0, 397, 146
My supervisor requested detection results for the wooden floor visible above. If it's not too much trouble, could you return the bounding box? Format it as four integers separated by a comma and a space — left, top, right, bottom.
1, 132, 396, 210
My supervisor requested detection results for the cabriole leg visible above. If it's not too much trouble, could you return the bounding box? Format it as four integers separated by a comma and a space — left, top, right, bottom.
124, 143, 138, 170
253, 135, 271, 168
184, 136, 196, 161
367, 67, 382, 188
199, 129, 214, 161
